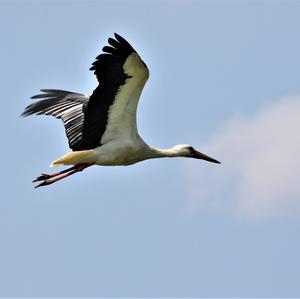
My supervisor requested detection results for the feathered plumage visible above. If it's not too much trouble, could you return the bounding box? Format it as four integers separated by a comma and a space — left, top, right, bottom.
22, 33, 220, 188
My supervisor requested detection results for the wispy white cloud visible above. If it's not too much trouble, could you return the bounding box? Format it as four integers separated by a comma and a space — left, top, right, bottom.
187, 96, 300, 218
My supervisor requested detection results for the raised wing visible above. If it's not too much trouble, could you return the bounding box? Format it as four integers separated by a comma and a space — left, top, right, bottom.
22, 33, 149, 151
21, 89, 89, 150
82, 33, 149, 148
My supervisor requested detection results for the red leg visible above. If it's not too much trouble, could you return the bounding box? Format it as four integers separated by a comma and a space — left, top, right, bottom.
34, 164, 93, 188
33, 165, 78, 182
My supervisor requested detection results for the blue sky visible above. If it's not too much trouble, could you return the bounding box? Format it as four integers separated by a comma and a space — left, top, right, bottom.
1, 0, 300, 297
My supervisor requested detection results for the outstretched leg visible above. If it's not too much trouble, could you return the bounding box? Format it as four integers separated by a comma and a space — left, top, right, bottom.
34, 163, 93, 188
33, 165, 78, 182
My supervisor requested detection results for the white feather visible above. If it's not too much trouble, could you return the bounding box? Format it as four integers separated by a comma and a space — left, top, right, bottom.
100, 52, 149, 145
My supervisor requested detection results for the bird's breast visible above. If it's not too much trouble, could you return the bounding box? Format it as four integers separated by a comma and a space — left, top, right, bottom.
93, 141, 148, 166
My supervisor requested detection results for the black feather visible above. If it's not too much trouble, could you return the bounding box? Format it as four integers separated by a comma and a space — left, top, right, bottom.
83, 33, 137, 149
22, 89, 88, 150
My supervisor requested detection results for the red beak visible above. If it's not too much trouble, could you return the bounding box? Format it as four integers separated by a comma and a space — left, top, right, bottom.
193, 150, 221, 164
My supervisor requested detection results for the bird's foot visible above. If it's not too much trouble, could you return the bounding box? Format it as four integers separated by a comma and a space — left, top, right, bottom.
33, 173, 52, 182
34, 179, 52, 188
33, 163, 93, 188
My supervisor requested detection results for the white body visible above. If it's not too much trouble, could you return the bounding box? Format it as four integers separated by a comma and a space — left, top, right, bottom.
94, 138, 153, 166
51, 136, 191, 167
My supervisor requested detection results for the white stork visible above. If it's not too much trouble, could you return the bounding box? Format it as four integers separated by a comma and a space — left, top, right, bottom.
22, 33, 220, 188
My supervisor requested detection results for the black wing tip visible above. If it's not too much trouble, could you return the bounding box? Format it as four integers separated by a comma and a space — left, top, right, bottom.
22, 92, 47, 116
113, 33, 134, 50
30, 89, 85, 99
21, 104, 36, 117
23, 89, 86, 118
90, 33, 136, 73
110, 33, 136, 54
20, 110, 28, 117
30, 89, 57, 99
114, 32, 122, 40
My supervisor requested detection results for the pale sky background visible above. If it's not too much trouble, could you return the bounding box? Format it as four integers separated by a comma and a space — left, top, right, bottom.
1, 0, 300, 297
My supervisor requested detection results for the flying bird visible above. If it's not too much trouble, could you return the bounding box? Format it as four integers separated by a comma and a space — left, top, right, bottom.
22, 33, 220, 188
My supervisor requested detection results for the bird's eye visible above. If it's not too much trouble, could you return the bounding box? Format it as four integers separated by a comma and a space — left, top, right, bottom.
188, 146, 195, 153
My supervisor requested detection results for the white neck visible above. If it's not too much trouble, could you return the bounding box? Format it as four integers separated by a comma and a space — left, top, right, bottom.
147, 146, 186, 159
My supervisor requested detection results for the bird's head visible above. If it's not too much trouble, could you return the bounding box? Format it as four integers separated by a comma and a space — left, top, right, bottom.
172, 144, 221, 164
